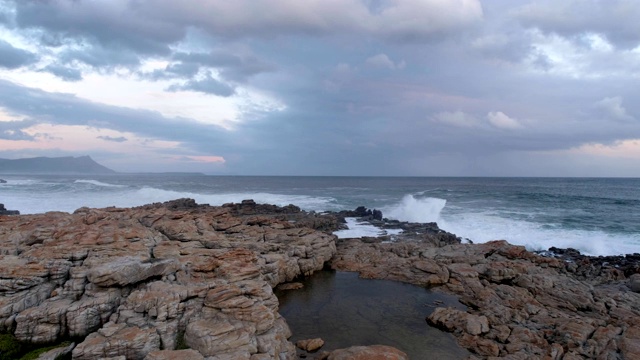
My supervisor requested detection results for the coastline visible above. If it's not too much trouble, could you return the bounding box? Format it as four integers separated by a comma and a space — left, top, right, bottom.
1, 199, 639, 359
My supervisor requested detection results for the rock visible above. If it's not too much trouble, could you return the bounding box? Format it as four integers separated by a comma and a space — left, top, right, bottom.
144, 349, 205, 360
0, 199, 337, 359
276, 282, 304, 291
0, 179, 6, 183
87, 257, 180, 287
327, 345, 408, 360
427, 307, 489, 336
2, 198, 640, 359
72, 323, 161, 360
0, 203, 19, 215
331, 238, 640, 359
296, 338, 324, 352
620, 326, 640, 359
629, 273, 640, 292
34, 342, 75, 360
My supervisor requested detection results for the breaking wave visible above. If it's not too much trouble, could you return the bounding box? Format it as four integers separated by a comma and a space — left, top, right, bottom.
383, 195, 446, 223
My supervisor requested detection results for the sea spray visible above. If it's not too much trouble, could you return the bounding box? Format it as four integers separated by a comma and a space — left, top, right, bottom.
383, 195, 447, 223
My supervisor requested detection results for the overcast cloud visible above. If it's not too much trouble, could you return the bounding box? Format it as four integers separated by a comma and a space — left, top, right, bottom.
0, 0, 639, 176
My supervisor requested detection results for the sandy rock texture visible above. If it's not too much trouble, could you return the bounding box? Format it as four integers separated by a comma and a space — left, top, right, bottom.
0, 199, 336, 359
331, 238, 640, 359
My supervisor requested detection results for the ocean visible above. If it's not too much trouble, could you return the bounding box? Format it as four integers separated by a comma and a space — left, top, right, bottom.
1, 174, 638, 256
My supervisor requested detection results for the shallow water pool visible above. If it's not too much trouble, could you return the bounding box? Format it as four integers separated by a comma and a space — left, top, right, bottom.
276, 270, 471, 359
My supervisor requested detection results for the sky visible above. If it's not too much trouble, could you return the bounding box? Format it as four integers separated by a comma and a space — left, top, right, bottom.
0, 0, 639, 176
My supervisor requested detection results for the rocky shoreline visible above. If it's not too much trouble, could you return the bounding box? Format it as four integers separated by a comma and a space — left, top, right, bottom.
1, 199, 639, 359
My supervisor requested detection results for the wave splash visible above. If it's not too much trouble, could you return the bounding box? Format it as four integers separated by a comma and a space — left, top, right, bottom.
383, 195, 446, 223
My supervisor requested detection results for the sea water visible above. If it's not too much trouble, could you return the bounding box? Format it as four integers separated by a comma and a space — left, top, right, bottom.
1, 174, 638, 256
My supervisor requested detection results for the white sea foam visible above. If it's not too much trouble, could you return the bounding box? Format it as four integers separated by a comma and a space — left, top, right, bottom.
334, 218, 383, 238
380, 193, 640, 256
439, 213, 640, 257
6, 186, 336, 215
383, 195, 446, 223
74, 179, 126, 188
333, 218, 403, 239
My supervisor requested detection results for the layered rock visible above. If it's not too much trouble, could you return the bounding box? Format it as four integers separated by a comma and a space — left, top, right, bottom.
0, 199, 336, 359
331, 237, 640, 359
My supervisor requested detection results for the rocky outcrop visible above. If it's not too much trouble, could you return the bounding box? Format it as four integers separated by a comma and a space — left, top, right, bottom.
0, 203, 19, 215
0, 199, 336, 359
331, 238, 640, 359
2, 200, 639, 359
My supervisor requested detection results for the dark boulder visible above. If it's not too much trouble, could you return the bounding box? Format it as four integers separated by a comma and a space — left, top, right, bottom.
0, 203, 19, 215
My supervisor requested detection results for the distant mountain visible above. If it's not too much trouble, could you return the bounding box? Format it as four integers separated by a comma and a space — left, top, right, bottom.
0, 156, 116, 174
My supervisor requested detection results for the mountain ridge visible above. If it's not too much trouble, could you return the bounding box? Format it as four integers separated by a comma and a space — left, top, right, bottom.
0, 156, 116, 174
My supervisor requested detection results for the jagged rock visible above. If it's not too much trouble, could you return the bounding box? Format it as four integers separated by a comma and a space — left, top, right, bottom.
2, 198, 640, 359
0, 199, 336, 359
332, 239, 640, 359
327, 345, 408, 360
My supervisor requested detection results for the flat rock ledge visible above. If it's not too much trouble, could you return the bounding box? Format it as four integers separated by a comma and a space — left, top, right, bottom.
0, 199, 336, 359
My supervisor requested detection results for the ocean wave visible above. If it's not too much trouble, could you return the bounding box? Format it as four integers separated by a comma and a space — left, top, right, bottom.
0, 179, 40, 185
382, 195, 446, 223
74, 179, 126, 188
440, 212, 640, 257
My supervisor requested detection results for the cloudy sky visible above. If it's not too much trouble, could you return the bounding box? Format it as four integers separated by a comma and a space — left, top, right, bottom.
0, 0, 639, 176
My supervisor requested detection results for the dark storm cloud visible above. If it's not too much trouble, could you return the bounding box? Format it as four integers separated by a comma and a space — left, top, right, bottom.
0, 39, 37, 69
